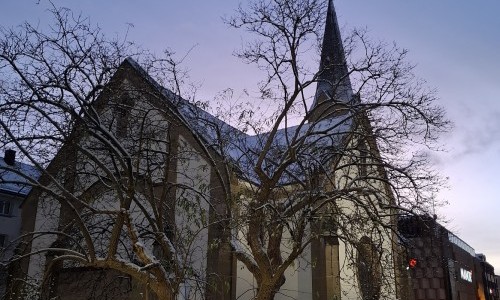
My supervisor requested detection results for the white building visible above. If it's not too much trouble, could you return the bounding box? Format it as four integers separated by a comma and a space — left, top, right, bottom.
0, 150, 38, 297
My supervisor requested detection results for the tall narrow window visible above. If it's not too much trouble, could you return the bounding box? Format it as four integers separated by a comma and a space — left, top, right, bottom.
115, 96, 135, 137
357, 140, 368, 177
357, 236, 382, 300
0, 200, 11, 215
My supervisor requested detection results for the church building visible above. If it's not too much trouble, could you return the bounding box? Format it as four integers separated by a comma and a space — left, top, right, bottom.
8, 1, 407, 299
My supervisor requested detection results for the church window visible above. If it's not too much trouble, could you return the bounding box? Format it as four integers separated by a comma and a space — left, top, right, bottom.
115, 96, 135, 137
356, 236, 382, 300
357, 140, 368, 177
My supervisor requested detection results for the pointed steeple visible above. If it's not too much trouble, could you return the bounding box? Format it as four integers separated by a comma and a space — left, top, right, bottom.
309, 0, 353, 121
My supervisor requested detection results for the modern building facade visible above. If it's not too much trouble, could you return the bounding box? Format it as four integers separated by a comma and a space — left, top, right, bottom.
476, 254, 499, 300
399, 215, 499, 300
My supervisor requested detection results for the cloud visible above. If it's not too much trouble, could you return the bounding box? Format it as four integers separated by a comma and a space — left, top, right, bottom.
447, 109, 500, 161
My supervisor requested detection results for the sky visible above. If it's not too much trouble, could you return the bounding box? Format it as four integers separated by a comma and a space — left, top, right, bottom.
2, 0, 500, 271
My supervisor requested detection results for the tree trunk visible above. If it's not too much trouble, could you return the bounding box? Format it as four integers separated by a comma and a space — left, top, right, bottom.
255, 282, 278, 300
150, 281, 175, 300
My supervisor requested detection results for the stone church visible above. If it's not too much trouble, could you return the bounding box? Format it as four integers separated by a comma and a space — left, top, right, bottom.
7, 1, 408, 299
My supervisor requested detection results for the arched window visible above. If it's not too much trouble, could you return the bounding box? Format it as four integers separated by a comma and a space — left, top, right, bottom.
356, 236, 382, 300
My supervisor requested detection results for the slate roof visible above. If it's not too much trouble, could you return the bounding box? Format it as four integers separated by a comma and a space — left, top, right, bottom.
124, 58, 353, 185
116, 0, 357, 185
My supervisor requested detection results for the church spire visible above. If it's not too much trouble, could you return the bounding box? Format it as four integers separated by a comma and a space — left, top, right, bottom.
309, 0, 353, 121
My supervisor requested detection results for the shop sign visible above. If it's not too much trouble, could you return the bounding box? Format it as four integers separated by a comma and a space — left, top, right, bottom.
460, 268, 472, 282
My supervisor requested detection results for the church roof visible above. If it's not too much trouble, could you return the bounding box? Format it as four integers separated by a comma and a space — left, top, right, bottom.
120, 1, 358, 185
123, 57, 352, 185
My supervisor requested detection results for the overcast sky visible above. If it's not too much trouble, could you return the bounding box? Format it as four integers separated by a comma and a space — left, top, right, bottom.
2, 1, 500, 271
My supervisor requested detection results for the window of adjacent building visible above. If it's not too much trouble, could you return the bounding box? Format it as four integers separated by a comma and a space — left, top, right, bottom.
0, 200, 11, 216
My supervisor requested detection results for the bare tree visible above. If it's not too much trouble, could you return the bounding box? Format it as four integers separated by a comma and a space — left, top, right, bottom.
220, 0, 449, 299
0, 6, 231, 300
0, 1, 449, 300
